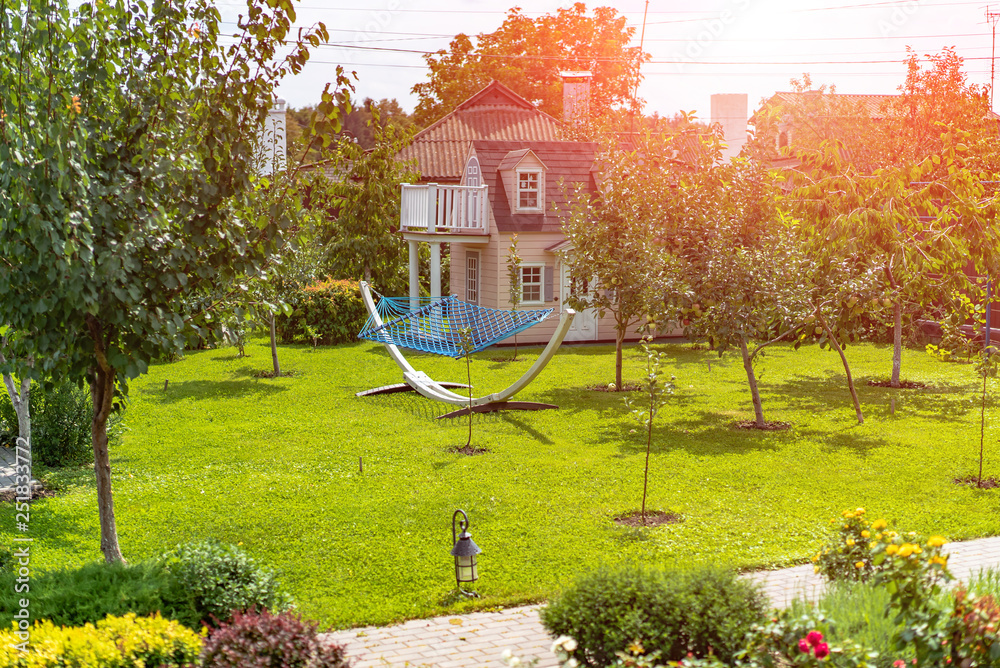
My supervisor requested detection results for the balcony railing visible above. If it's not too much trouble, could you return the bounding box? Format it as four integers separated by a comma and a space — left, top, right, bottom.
399, 183, 490, 235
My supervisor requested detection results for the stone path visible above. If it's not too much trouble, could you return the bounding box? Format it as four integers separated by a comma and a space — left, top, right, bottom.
325, 536, 1000, 668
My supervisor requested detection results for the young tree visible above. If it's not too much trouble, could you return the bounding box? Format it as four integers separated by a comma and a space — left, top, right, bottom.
973, 351, 997, 488
0, 0, 348, 562
412, 4, 647, 126
623, 336, 674, 525
506, 234, 522, 361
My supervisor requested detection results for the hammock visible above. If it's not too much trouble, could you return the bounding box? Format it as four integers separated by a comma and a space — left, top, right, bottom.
358, 292, 553, 358
356, 282, 576, 417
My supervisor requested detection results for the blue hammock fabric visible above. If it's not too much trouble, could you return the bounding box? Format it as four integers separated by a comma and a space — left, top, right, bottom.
359, 293, 552, 358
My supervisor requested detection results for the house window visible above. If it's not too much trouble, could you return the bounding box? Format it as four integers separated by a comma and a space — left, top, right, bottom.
517, 171, 541, 210
521, 265, 543, 304
466, 252, 479, 304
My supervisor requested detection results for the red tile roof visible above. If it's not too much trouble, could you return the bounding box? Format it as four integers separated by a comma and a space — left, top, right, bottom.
398, 82, 563, 183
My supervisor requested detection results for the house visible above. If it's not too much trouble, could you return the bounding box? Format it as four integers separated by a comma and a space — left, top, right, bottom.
396, 79, 660, 345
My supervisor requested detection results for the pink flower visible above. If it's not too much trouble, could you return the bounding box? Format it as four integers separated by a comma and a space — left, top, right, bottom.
814, 643, 830, 659
806, 631, 824, 647
894, 661, 906, 668
798, 639, 811, 653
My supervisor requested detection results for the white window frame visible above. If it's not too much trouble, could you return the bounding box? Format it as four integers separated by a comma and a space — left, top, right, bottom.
516, 170, 542, 212
466, 251, 480, 305
520, 263, 544, 305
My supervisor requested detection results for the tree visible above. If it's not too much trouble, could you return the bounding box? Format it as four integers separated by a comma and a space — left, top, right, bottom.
506, 234, 522, 361
560, 136, 680, 391
623, 336, 674, 525
412, 3, 647, 127
324, 111, 419, 294
0, 0, 348, 562
0, 332, 32, 488
973, 350, 997, 488
286, 96, 413, 163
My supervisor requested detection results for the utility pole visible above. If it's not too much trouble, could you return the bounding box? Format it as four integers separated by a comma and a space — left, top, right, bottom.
987, 7, 1000, 110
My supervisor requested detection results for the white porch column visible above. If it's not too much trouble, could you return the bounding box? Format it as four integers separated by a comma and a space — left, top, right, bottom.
408, 240, 420, 311
429, 242, 441, 302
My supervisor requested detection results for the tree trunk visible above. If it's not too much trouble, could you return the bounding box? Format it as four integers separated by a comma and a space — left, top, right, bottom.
820, 318, 864, 425
615, 327, 626, 390
980, 372, 987, 486
2, 371, 31, 489
512, 335, 518, 362
91, 363, 125, 563
465, 354, 473, 448
642, 412, 652, 525
269, 313, 281, 377
891, 302, 902, 388
738, 337, 766, 428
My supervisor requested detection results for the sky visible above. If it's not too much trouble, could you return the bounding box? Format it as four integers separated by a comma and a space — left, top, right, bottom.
216, 0, 1000, 122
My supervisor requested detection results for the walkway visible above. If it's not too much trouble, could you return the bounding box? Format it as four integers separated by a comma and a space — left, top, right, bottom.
325, 536, 1000, 668
0, 446, 39, 493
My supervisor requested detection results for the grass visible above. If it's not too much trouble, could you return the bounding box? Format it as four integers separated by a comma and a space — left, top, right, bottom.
6, 336, 1000, 628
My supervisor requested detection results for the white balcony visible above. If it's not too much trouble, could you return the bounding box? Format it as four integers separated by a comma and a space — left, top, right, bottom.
399, 183, 490, 235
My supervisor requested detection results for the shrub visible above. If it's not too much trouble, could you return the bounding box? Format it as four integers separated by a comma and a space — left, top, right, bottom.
200, 609, 349, 668
540, 563, 767, 668
0, 379, 121, 467
813, 508, 890, 583
0, 613, 202, 667
274, 279, 367, 346
0, 560, 175, 629
160, 539, 293, 628
739, 608, 881, 668
946, 588, 1000, 668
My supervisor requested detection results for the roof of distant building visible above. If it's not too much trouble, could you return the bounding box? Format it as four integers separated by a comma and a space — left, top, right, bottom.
752, 91, 1000, 124
398, 81, 563, 183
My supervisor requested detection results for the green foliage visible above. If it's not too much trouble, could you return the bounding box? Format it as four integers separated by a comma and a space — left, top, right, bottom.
540, 564, 767, 667
0, 613, 202, 667
740, 608, 880, 668
813, 509, 889, 583
0, 380, 108, 467
945, 588, 1000, 668
161, 539, 293, 628
412, 4, 645, 126
275, 279, 367, 346
0, 560, 174, 629
201, 609, 349, 668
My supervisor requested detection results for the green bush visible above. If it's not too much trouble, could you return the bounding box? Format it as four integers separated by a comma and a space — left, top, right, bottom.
0, 560, 175, 629
0, 379, 119, 467
0, 613, 202, 667
275, 278, 367, 346
540, 564, 768, 668
161, 539, 293, 628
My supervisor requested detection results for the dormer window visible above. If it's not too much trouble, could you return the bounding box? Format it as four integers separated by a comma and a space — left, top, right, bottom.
517, 171, 541, 210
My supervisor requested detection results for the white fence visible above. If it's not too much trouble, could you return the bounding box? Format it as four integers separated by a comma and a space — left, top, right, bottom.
399, 183, 489, 234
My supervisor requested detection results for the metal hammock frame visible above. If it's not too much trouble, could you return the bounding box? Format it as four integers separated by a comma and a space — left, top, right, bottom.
357, 281, 576, 418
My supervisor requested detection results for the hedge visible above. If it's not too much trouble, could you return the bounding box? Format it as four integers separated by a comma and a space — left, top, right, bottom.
275, 279, 367, 346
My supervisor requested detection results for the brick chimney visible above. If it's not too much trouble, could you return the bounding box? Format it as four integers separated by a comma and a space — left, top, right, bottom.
561, 71, 592, 124
710, 93, 748, 160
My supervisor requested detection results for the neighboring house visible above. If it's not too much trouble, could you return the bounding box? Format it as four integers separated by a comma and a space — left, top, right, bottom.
395, 79, 663, 345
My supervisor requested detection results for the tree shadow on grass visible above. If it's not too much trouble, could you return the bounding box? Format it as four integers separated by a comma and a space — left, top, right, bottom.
137, 379, 287, 404
497, 413, 554, 445
608, 412, 787, 458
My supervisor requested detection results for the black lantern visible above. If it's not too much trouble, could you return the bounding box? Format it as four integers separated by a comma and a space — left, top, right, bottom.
450, 509, 481, 595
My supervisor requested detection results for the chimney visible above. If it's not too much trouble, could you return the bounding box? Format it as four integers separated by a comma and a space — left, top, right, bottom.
257, 97, 287, 176
561, 71, 592, 125
710, 93, 748, 160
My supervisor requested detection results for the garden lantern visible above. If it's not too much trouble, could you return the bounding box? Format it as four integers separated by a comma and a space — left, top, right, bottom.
450, 509, 481, 594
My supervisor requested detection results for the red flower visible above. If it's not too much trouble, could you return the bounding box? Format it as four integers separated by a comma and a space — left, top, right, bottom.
814, 643, 830, 659
806, 631, 824, 646
894, 661, 906, 668
798, 639, 811, 653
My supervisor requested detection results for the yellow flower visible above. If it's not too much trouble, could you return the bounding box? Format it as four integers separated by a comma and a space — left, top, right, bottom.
861, 530, 870, 538
856, 507, 866, 515
869, 542, 877, 549
886, 544, 899, 555
927, 535, 947, 548
814, 566, 820, 574
843, 511, 855, 518
845, 538, 855, 546
855, 561, 865, 569
812, 555, 819, 563
68, 95, 81, 114
913, 546, 922, 554
930, 556, 948, 567
871, 519, 888, 530
627, 642, 645, 655
898, 544, 914, 557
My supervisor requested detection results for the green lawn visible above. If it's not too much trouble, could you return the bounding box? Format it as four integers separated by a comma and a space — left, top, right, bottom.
9, 336, 1000, 628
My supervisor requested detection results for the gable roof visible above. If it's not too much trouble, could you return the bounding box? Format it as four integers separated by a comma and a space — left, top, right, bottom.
398, 81, 563, 183
472, 139, 598, 234
496, 148, 548, 172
